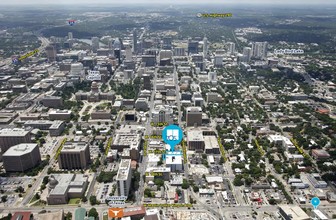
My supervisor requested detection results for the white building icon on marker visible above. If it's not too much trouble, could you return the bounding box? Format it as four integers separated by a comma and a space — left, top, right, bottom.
167, 129, 179, 141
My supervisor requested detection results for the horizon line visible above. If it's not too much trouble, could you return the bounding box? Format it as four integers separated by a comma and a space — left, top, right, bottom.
1, 2, 336, 5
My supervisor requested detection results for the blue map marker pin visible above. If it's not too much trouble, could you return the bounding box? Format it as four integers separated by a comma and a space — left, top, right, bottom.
311, 197, 320, 209
162, 124, 183, 152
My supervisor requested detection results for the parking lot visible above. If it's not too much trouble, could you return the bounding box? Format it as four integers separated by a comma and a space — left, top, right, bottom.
0, 177, 34, 206
220, 179, 237, 206
96, 183, 114, 203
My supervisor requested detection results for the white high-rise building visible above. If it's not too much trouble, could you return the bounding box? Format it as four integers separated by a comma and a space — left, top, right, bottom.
68, 32, 73, 40
208, 71, 217, 82
214, 55, 223, 67
174, 47, 185, 56
203, 36, 208, 55
227, 42, 235, 55
70, 63, 84, 76
91, 37, 99, 52
132, 29, 137, 53
242, 47, 252, 62
151, 105, 174, 124
124, 70, 134, 80
108, 37, 114, 50
116, 159, 132, 197
159, 50, 173, 60
252, 42, 268, 59
125, 45, 132, 61
114, 38, 121, 49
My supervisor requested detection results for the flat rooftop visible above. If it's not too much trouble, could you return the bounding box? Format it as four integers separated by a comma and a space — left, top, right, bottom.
279, 205, 310, 220
166, 154, 182, 165
204, 136, 219, 149
49, 174, 87, 196
62, 141, 88, 152
187, 130, 204, 141
116, 159, 131, 181
49, 110, 72, 114
0, 128, 31, 137
146, 167, 171, 173
186, 106, 202, 112
3, 143, 38, 156
42, 96, 61, 100
113, 133, 140, 149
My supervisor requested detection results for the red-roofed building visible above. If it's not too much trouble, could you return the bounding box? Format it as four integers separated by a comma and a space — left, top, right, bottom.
174, 193, 179, 203
11, 212, 32, 220
317, 108, 330, 114
123, 205, 146, 219
312, 149, 331, 160
131, 160, 137, 170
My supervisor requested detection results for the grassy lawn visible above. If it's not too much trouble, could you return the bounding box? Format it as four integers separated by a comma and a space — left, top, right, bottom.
29, 194, 40, 204
31, 200, 47, 206
103, 214, 108, 220
68, 198, 81, 205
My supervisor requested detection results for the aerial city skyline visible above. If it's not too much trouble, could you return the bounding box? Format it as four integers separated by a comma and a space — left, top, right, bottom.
0, 1, 335, 220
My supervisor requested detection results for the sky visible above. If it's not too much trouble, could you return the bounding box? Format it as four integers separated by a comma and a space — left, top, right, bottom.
0, 0, 335, 4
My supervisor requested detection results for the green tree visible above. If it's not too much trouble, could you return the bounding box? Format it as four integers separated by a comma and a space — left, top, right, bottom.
269, 198, 277, 205
34, 193, 40, 200
88, 208, 99, 220
182, 179, 189, 189
81, 196, 87, 203
154, 178, 164, 188
89, 196, 97, 205
42, 176, 49, 185
40, 184, 46, 191
233, 176, 244, 186
144, 188, 153, 198
15, 186, 25, 193
1, 195, 7, 202
193, 185, 199, 192
65, 212, 72, 220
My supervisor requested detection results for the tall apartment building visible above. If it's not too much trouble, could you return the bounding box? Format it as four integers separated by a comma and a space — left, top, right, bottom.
186, 107, 202, 127
188, 38, 199, 55
3, 143, 41, 172
159, 50, 173, 60
214, 55, 223, 67
45, 45, 57, 62
227, 42, 235, 55
116, 159, 132, 197
58, 141, 90, 170
70, 62, 84, 76
151, 105, 174, 125
163, 36, 172, 49
174, 47, 185, 56
143, 74, 151, 90
0, 128, 32, 154
252, 42, 268, 59
92, 37, 100, 53
125, 45, 132, 61
68, 32, 73, 40
203, 36, 208, 55
142, 55, 156, 67
132, 29, 137, 53
242, 47, 252, 62
208, 71, 217, 82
